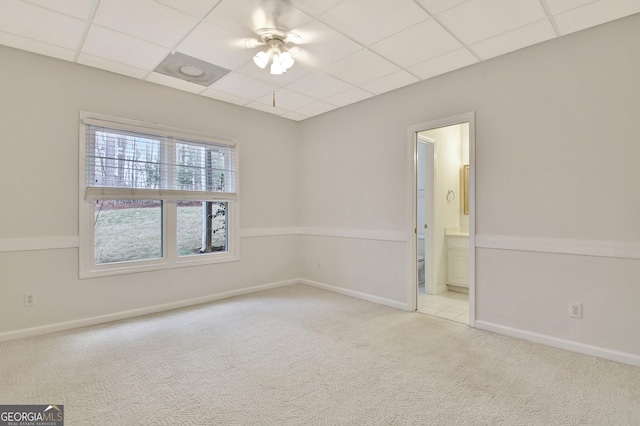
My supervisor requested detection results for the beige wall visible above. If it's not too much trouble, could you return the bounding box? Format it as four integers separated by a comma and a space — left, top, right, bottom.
0, 46, 301, 334
298, 13, 640, 361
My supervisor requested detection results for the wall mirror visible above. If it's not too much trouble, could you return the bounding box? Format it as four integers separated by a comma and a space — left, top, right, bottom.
461, 165, 469, 215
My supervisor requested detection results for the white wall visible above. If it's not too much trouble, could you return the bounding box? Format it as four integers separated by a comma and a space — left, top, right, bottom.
0, 46, 301, 336
298, 13, 640, 362
1, 12, 640, 364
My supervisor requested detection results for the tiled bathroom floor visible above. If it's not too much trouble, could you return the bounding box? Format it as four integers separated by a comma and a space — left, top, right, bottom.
417, 286, 469, 325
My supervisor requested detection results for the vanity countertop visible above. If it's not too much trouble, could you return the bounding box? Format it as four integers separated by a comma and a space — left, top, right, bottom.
445, 227, 469, 237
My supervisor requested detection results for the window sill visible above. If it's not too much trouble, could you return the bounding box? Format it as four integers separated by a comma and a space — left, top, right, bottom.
79, 253, 240, 279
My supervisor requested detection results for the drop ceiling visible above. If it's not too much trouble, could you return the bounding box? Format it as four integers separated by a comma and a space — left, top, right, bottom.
1, 0, 638, 121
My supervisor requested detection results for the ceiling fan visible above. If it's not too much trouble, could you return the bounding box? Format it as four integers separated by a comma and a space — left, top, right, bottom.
244, 0, 303, 75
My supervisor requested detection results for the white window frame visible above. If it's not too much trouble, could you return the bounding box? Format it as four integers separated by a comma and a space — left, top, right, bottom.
79, 112, 239, 279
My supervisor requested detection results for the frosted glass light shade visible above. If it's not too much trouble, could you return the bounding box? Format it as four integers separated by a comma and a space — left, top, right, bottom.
253, 51, 269, 69
270, 60, 284, 75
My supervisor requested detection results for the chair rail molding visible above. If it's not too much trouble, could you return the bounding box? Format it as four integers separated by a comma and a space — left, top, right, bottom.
0, 236, 79, 253
476, 235, 640, 260
1, 227, 408, 253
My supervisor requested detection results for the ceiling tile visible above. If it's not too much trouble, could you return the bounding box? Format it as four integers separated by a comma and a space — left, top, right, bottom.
438, 0, 547, 44
200, 88, 251, 106
320, 0, 429, 46
360, 70, 420, 95
24, 0, 96, 20
177, 21, 252, 70
545, 0, 596, 15
286, 71, 353, 99
145, 72, 206, 94
93, 0, 197, 48
414, 0, 469, 15
210, 73, 277, 100
245, 101, 288, 116
296, 101, 337, 117
77, 53, 149, 79
370, 19, 462, 68
155, 0, 222, 18
0, 30, 75, 61
554, 0, 640, 35
324, 87, 374, 107
82, 26, 170, 70
236, 61, 313, 87
205, 0, 312, 37
323, 49, 400, 86
203, 0, 262, 36
0, 0, 636, 122
471, 19, 556, 60
293, 20, 362, 68
408, 48, 478, 80
255, 88, 315, 110
0, 0, 85, 50
290, 0, 344, 18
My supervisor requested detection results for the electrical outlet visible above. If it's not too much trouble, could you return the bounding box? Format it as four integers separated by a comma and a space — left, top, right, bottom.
569, 302, 582, 319
24, 293, 37, 307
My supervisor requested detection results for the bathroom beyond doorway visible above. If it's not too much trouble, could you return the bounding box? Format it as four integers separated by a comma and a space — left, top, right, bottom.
409, 113, 475, 326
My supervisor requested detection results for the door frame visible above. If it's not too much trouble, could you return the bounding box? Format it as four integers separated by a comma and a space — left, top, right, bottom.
406, 112, 476, 327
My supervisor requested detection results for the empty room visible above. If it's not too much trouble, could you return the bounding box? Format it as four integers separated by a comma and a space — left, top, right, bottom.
1, 0, 639, 424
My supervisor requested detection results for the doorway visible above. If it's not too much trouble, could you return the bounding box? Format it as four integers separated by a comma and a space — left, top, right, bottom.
407, 113, 475, 327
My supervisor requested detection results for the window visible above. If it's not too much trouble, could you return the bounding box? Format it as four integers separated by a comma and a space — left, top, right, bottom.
79, 112, 238, 278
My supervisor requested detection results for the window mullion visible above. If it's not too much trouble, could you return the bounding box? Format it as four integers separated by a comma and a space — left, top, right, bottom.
164, 200, 177, 261
165, 137, 176, 261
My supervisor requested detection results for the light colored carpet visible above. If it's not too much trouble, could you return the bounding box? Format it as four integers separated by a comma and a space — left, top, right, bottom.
1, 284, 639, 425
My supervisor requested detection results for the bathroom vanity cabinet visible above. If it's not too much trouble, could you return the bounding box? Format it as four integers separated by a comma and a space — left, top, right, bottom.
446, 234, 469, 291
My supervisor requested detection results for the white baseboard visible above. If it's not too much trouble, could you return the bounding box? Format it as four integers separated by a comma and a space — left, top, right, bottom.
475, 320, 640, 367
0, 279, 297, 343
299, 279, 410, 311
4, 279, 637, 368
0, 278, 408, 342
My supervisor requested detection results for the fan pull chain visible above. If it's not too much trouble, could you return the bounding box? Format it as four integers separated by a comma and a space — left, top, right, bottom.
273, 92, 276, 108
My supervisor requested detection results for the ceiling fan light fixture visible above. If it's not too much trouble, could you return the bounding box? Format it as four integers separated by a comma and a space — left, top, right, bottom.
253, 50, 270, 69
279, 51, 294, 70
249, 26, 300, 75
270, 58, 284, 75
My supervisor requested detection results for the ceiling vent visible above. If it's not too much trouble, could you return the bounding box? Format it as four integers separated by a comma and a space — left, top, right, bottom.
154, 52, 230, 86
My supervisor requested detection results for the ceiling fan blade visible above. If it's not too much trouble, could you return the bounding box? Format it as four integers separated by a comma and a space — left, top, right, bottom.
244, 38, 266, 49
284, 46, 314, 67
284, 32, 302, 44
